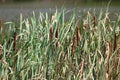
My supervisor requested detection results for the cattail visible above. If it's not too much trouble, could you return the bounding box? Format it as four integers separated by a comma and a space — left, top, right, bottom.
93, 16, 97, 28
55, 28, 58, 47
0, 19, 2, 33
49, 27, 53, 41
0, 44, 3, 59
13, 32, 17, 52
71, 36, 76, 56
93, 15, 97, 32
55, 28, 58, 38
76, 27, 80, 45
71, 44, 74, 56
113, 34, 117, 51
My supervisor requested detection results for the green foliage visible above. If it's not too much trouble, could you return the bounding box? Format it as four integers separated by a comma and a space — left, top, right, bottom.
0, 9, 120, 80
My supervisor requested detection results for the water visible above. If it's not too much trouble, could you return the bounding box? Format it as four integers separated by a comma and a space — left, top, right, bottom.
0, 1, 120, 22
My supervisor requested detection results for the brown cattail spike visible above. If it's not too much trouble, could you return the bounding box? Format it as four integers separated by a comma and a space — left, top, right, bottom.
113, 34, 118, 51
49, 27, 53, 41
0, 44, 3, 58
71, 36, 76, 56
55, 28, 58, 47
76, 27, 80, 45
93, 16, 97, 27
0, 19, 2, 33
13, 32, 17, 52
55, 28, 58, 38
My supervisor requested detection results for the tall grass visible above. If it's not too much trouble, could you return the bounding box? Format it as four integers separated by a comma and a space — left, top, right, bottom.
0, 9, 120, 80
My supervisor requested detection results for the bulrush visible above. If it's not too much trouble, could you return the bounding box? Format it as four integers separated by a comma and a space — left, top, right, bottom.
13, 32, 17, 52
113, 34, 118, 51
0, 19, 2, 33
71, 36, 76, 56
93, 15, 97, 32
55, 28, 58, 47
49, 27, 53, 41
0, 44, 3, 59
93, 15, 97, 28
76, 27, 80, 45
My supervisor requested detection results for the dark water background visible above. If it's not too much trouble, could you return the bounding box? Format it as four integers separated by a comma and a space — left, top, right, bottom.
0, 0, 120, 22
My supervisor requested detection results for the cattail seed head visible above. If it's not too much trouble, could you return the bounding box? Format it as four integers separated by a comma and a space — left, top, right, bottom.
0, 19, 2, 33
55, 28, 58, 38
13, 32, 17, 52
55, 28, 58, 47
71, 36, 76, 56
76, 27, 80, 45
0, 44, 3, 56
49, 27, 53, 41
93, 16, 97, 28
114, 34, 118, 51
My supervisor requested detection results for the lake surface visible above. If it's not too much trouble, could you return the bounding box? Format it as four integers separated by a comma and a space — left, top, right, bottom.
0, 1, 120, 22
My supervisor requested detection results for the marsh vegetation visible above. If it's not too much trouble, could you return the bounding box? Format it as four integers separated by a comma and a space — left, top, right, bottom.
0, 8, 120, 80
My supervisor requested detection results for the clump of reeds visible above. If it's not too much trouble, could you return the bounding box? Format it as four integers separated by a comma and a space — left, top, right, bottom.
0, 9, 120, 80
